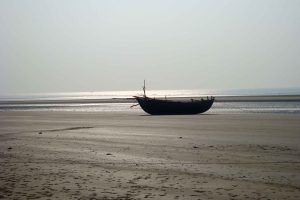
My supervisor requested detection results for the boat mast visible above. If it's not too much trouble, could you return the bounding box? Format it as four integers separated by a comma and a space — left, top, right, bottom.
143, 80, 146, 97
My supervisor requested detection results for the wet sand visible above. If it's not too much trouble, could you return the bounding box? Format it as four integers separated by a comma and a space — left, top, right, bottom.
0, 110, 300, 199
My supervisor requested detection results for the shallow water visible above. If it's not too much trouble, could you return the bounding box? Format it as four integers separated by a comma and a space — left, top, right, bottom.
1, 88, 300, 101
1, 88, 300, 113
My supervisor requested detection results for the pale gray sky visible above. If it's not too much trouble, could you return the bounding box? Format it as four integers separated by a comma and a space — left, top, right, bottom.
0, 0, 299, 94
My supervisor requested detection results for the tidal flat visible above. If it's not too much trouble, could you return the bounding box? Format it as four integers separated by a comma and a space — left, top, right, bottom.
0, 111, 300, 199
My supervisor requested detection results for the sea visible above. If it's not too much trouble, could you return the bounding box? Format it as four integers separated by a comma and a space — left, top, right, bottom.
1, 88, 300, 114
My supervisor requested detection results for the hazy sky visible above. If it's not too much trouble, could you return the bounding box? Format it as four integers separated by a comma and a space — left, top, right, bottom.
0, 0, 299, 94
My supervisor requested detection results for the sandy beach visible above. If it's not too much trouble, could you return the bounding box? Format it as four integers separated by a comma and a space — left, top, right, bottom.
0, 110, 300, 199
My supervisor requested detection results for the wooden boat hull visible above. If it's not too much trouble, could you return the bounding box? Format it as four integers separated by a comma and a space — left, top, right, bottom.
135, 97, 214, 115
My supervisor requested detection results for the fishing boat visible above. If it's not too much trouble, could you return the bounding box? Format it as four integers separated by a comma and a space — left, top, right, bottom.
133, 81, 214, 115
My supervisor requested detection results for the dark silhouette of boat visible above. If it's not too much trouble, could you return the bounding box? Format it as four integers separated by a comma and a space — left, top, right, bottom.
133, 81, 214, 115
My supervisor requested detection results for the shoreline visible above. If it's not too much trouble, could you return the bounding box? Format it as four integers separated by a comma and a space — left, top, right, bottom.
1, 94, 300, 105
